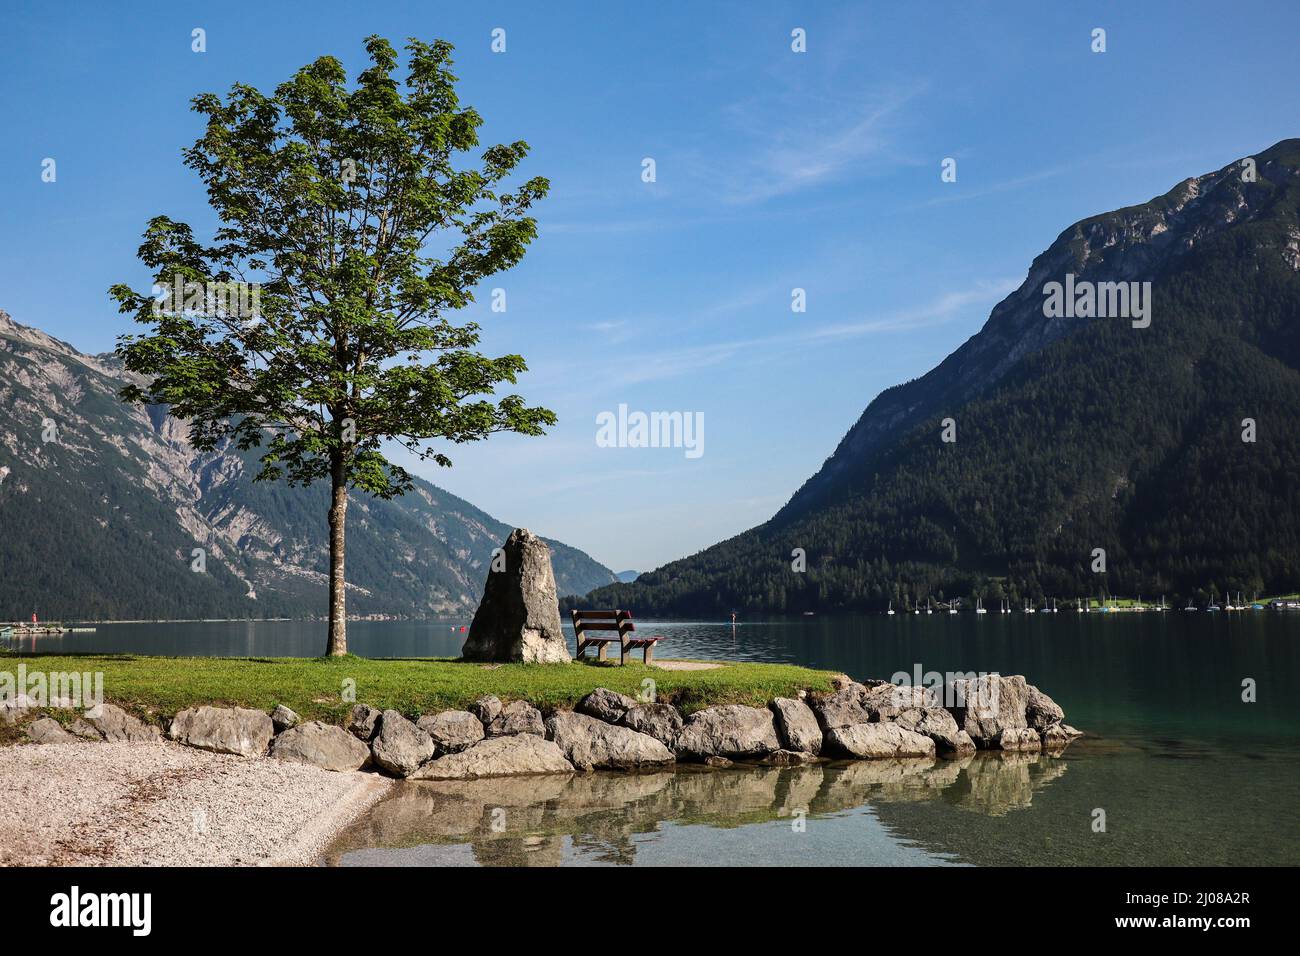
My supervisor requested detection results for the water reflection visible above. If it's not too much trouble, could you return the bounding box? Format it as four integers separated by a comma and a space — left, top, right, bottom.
323, 750, 1072, 867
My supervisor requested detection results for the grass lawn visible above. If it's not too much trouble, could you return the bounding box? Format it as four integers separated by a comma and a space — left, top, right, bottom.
0, 651, 839, 728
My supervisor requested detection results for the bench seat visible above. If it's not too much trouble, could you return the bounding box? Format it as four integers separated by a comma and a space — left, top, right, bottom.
571, 609, 664, 665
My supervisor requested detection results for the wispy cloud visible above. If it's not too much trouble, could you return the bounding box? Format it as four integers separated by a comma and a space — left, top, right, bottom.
718, 81, 927, 205
917, 162, 1076, 207
616, 340, 747, 385
800, 278, 1019, 341
590, 276, 1018, 388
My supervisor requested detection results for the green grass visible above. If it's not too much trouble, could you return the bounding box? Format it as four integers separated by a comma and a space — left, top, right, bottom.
0, 652, 838, 727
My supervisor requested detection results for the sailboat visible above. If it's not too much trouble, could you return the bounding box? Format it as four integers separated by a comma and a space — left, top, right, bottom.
1050, 597, 1058, 614
1001, 598, 1010, 615
1024, 599, 1036, 614
1184, 597, 1197, 611
975, 598, 987, 615
887, 601, 895, 617
1206, 593, 1221, 611
925, 599, 933, 615
1076, 597, 1085, 613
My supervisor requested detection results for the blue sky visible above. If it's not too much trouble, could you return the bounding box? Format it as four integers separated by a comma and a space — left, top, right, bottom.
2, 1, 1298, 572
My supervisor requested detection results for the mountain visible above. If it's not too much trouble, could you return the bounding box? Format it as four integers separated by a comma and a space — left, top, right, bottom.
583, 139, 1300, 615
615, 570, 641, 583
0, 311, 615, 620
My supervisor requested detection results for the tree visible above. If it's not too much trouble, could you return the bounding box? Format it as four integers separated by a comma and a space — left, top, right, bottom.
110, 37, 555, 655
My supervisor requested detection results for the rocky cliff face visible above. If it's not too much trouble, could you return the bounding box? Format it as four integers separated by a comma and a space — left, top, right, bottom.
0, 311, 614, 619
783, 140, 1300, 522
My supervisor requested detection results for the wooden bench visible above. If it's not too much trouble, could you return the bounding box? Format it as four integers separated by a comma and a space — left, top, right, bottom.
571, 609, 664, 665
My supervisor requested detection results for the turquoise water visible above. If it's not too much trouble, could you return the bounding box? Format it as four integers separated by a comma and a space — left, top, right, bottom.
18, 612, 1300, 865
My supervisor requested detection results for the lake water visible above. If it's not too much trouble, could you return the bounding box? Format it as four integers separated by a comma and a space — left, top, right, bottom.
16, 613, 1300, 866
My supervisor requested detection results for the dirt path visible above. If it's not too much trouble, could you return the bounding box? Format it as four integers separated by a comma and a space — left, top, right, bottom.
653, 660, 723, 671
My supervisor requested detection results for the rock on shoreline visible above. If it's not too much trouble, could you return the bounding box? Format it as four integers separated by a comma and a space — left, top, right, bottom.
546, 711, 675, 771
675, 704, 782, 760
272, 721, 371, 772
15, 673, 1082, 782
169, 705, 273, 757
411, 735, 574, 780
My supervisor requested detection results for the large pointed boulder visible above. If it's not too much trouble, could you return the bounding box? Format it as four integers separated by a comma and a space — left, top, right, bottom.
461, 528, 572, 663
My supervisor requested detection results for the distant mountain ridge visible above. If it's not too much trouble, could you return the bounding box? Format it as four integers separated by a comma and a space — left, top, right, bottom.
586, 138, 1300, 614
0, 311, 615, 619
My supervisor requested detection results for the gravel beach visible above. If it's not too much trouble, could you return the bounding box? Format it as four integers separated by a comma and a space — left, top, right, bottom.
0, 739, 391, 866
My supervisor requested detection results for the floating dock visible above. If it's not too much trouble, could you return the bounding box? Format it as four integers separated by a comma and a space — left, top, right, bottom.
0, 623, 97, 636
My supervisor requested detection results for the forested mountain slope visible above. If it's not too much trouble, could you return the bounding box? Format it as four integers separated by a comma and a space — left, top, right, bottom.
584, 139, 1300, 614
0, 312, 614, 619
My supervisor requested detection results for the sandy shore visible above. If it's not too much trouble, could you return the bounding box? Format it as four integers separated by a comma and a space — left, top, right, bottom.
0, 740, 391, 866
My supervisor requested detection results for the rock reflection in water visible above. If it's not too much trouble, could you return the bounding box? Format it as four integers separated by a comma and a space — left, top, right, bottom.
322, 750, 1070, 867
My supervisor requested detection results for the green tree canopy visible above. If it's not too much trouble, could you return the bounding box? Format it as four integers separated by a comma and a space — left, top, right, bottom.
111, 36, 555, 654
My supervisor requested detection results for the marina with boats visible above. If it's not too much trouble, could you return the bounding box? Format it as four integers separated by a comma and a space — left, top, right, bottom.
882, 592, 1300, 616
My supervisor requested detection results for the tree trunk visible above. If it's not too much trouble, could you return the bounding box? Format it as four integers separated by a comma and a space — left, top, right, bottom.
325, 456, 349, 657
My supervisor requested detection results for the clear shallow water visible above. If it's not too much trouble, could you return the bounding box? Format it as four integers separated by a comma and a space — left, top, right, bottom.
324, 744, 1296, 867
15, 613, 1300, 865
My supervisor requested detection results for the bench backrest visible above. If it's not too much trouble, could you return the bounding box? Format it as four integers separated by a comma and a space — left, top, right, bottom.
571, 609, 635, 638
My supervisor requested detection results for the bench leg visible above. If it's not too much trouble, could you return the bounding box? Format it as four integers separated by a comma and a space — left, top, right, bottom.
597, 643, 607, 662
619, 643, 628, 666
643, 643, 655, 665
